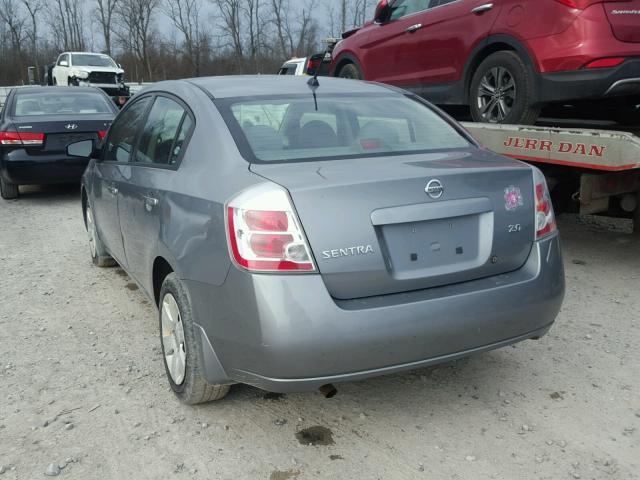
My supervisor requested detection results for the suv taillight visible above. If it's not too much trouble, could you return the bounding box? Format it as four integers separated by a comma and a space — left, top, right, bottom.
227, 184, 316, 272
306, 57, 322, 75
533, 168, 557, 239
0, 131, 44, 146
554, 0, 627, 8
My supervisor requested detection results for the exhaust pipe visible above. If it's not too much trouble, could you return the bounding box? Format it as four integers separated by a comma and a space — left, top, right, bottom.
319, 384, 337, 398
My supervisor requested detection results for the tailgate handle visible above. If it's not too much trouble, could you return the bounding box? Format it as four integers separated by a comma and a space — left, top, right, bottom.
371, 197, 492, 226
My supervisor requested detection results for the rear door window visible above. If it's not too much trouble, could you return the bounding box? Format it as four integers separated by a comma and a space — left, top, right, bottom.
103, 97, 151, 163
133, 96, 191, 166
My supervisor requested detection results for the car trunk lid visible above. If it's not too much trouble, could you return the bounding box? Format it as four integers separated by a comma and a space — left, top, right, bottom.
603, 1, 640, 43
251, 149, 535, 300
10, 116, 112, 153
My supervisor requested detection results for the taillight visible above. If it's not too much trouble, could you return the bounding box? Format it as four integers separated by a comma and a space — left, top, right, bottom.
533, 168, 557, 239
0, 131, 44, 145
554, 0, 628, 8
306, 57, 321, 75
227, 184, 316, 272
98, 130, 108, 140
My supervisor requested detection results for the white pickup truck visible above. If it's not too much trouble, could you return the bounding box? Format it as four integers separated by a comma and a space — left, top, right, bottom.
51, 52, 129, 97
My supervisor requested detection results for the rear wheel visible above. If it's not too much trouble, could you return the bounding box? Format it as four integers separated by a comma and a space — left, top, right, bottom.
85, 202, 116, 267
0, 177, 18, 199
159, 273, 230, 404
470, 51, 540, 125
337, 63, 362, 80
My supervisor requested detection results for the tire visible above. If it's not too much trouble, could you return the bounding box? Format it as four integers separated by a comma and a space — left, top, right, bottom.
470, 51, 540, 125
53, 77, 57, 86
0, 177, 18, 199
85, 202, 116, 267
159, 273, 230, 404
337, 63, 362, 80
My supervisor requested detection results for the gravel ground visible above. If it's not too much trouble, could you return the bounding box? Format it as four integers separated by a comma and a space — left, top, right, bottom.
0, 185, 638, 480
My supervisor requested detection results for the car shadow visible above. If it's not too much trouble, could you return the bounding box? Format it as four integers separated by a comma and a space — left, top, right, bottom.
5, 183, 80, 203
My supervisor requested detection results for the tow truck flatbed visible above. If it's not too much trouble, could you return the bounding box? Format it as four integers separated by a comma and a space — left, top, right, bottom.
462, 121, 640, 233
462, 122, 640, 172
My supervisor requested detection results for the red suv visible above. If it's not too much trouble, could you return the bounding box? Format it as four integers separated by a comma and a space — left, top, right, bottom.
330, 0, 640, 124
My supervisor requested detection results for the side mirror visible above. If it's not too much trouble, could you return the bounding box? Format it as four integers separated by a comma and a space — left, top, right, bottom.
59, 60, 69, 67
117, 63, 122, 68
67, 139, 95, 158
374, 0, 392, 23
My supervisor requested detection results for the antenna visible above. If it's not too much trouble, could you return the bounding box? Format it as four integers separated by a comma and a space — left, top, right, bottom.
307, 39, 334, 110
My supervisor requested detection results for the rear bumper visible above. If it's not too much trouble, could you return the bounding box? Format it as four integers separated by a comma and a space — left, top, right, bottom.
537, 58, 640, 103
187, 233, 565, 392
0, 150, 89, 185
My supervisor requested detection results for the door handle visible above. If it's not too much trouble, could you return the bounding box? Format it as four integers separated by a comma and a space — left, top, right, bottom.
143, 195, 159, 209
405, 23, 423, 33
107, 184, 118, 195
471, 3, 494, 14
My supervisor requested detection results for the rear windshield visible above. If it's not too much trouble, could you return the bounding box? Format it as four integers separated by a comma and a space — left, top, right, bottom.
72, 54, 116, 67
217, 93, 471, 163
13, 91, 114, 117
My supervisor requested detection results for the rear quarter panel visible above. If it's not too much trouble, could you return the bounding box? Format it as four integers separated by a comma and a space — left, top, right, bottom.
147, 83, 265, 289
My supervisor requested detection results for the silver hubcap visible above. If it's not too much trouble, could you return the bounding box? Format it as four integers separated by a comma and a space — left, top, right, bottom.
161, 293, 187, 385
477, 66, 516, 123
86, 205, 97, 258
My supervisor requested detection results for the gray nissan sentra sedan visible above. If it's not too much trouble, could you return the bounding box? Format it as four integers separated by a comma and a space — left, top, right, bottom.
70, 75, 565, 404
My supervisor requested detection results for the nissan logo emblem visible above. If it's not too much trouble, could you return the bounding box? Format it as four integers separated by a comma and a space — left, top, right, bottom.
65, 123, 79, 130
425, 179, 444, 199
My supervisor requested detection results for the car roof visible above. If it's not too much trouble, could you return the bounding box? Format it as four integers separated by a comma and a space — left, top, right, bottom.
12, 86, 108, 95
61, 52, 110, 56
185, 75, 399, 99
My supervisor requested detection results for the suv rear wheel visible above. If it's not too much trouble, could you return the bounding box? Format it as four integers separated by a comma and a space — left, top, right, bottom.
337, 63, 362, 80
470, 51, 540, 125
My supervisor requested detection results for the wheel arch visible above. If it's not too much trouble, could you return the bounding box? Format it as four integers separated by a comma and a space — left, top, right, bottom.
332, 52, 364, 78
152, 256, 175, 307
463, 35, 538, 103
81, 185, 88, 228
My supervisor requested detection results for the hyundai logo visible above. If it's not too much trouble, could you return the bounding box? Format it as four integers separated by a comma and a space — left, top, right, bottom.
425, 179, 444, 199
65, 123, 79, 130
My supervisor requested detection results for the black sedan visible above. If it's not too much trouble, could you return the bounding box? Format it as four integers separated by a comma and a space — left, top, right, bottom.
0, 86, 117, 199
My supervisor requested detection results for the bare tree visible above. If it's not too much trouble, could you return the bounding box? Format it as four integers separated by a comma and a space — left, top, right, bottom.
164, 0, 207, 76
244, 0, 265, 69
271, 0, 291, 58
294, 0, 318, 56
213, 0, 244, 59
0, 0, 26, 82
50, 0, 86, 51
0, 0, 26, 54
116, 0, 159, 81
96, 0, 119, 55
